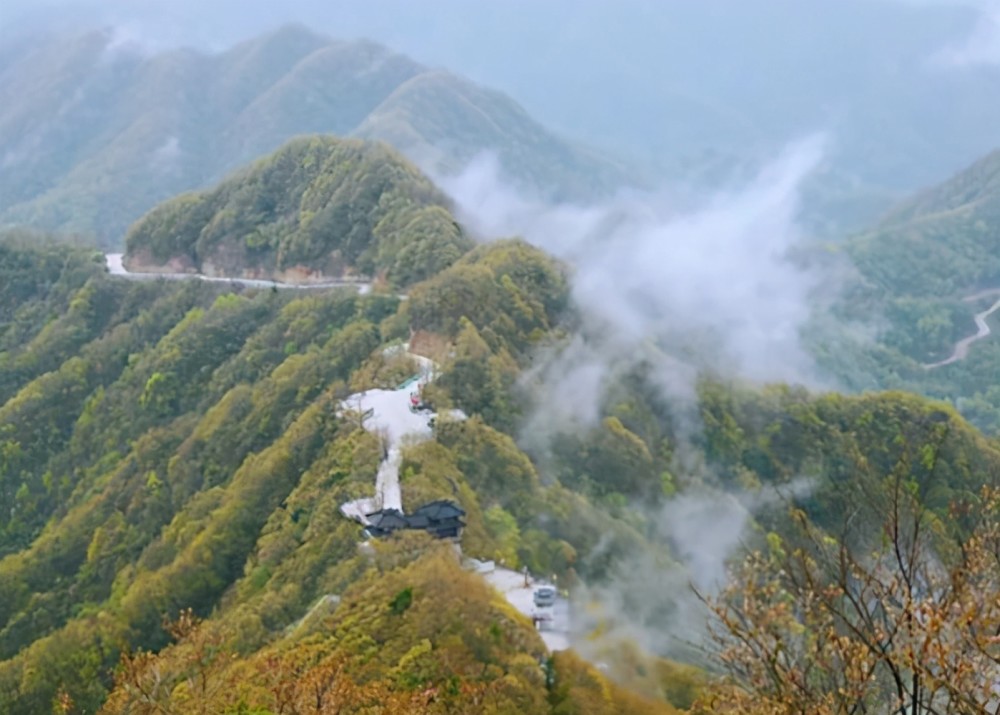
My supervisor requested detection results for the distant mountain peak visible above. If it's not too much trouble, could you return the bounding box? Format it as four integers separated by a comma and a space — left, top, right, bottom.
233, 22, 330, 50
0, 27, 636, 247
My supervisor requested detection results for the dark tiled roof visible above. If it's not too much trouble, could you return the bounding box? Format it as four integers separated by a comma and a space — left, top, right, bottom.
368, 509, 409, 530
411, 500, 466, 520
363, 501, 466, 539
407, 514, 431, 529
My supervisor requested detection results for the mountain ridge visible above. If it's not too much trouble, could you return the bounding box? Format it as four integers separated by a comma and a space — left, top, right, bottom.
123, 135, 472, 287
3, 127, 1000, 713
811, 146, 1000, 433
0, 24, 637, 247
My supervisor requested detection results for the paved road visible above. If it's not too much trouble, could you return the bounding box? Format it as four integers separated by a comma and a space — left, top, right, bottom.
482, 566, 571, 651
924, 289, 1000, 369
106, 254, 434, 519
105, 253, 372, 293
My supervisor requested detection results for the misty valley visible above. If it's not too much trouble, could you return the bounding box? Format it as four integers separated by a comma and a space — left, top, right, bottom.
4, 3, 1000, 714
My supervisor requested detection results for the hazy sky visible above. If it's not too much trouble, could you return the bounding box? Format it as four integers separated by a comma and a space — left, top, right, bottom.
4, 0, 997, 187
4, 0, 1000, 209
4, 1, 988, 77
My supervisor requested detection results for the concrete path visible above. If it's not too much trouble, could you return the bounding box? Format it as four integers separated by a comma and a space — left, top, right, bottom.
338, 350, 460, 522
338, 384, 432, 518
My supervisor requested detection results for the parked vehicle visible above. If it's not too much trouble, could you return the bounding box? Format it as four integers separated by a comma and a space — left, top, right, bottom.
409, 390, 433, 413
533, 585, 557, 608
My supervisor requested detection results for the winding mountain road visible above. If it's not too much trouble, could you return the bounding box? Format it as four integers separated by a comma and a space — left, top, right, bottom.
923, 289, 1000, 369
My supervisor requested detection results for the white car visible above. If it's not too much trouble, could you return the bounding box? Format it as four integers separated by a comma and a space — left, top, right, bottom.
533, 585, 557, 608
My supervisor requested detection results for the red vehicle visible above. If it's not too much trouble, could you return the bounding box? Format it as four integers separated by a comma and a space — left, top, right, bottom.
409, 388, 432, 413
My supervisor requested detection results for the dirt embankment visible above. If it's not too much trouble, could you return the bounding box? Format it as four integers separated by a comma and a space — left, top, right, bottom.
122, 250, 369, 286
121, 250, 197, 275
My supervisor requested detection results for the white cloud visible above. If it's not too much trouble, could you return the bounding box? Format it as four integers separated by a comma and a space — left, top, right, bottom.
437, 135, 827, 431
568, 477, 817, 658
924, 0, 1000, 66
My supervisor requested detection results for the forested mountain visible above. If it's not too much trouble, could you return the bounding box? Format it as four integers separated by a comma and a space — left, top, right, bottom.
123, 136, 471, 285
3, 137, 1000, 713
0, 143, 678, 712
9, 0, 1000, 196
811, 149, 1000, 432
6, 0, 1000, 710
0, 25, 634, 248
850, 149, 1000, 299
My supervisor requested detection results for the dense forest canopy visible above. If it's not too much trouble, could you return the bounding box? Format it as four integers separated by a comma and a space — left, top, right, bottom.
4, 137, 1000, 712
123, 136, 472, 286
811, 149, 1000, 433
0, 161, 701, 711
6, 4, 1000, 704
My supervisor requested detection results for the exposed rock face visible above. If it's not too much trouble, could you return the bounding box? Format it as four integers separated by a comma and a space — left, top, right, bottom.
124, 250, 197, 275
123, 136, 472, 287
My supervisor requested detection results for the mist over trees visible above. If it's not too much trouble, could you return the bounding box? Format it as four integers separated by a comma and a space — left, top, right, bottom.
4, 2, 1000, 713
7, 0, 1000, 190
0, 26, 631, 247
